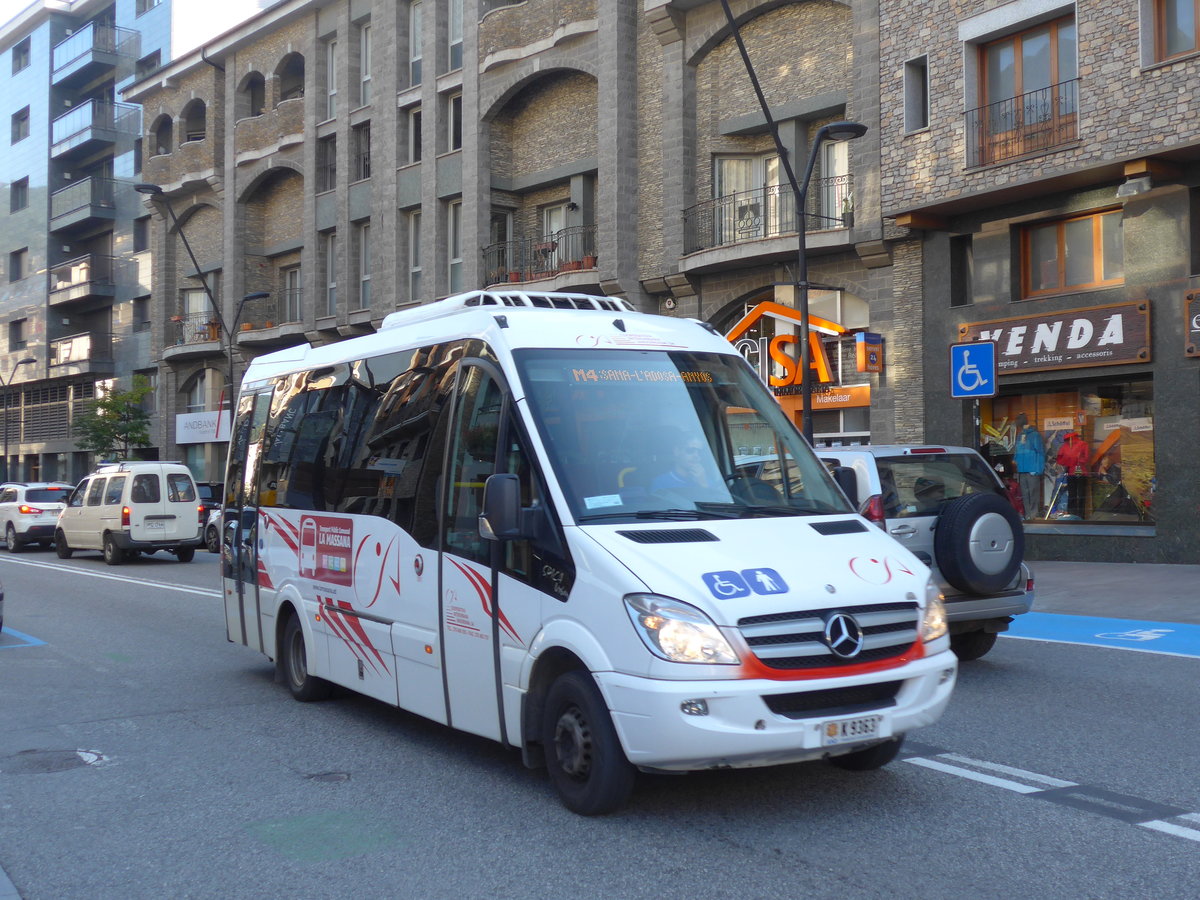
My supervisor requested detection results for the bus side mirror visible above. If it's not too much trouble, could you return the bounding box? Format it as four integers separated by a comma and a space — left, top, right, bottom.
480, 473, 525, 541
831, 466, 858, 506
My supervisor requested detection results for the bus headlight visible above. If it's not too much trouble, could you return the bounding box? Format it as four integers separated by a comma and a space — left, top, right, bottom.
624, 594, 739, 664
921, 578, 948, 643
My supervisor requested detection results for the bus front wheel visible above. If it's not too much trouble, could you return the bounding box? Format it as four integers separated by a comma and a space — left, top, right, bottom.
281, 614, 332, 702
541, 670, 635, 816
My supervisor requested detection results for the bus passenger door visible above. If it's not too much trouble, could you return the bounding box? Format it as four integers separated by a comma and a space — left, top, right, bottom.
223, 389, 272, 652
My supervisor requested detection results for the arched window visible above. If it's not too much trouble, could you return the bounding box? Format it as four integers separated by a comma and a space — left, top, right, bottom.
152, 115, 173, 155
182, 100, 206, 142
276, 53, 305, 105
241, 72, 265, 117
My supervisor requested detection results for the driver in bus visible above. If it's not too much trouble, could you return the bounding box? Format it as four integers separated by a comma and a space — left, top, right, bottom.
652, 431, 713, 491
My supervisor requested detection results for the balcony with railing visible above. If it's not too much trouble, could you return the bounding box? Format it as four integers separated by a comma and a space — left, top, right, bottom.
233, 98, 305, 162
683, 176, 853, 256
48, 254, 117, 309
51, 99, 140, 160
482, 224, 599, 287
965, 79, 1079, 168
49, 331, 114, 376
161, 310, 223, 363
52, 22, 138, 86
235, 288, 309, 349
49, 177, 116, 233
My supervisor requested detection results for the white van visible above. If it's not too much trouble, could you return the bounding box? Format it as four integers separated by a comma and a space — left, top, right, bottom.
56, 462, 203, 565
222, 290, 957, 814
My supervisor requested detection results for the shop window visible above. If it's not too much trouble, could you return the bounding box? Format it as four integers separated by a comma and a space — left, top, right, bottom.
981, 379, 1154, 525
1022, 209, 1123, 298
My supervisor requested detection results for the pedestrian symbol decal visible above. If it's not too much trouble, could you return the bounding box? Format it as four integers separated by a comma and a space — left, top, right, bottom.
703, 568, 788, 599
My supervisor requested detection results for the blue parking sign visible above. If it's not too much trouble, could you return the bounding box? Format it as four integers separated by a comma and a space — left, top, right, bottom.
949, 342, 997, 398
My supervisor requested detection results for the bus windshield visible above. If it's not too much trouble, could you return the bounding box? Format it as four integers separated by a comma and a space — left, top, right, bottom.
513, 348, 853, 523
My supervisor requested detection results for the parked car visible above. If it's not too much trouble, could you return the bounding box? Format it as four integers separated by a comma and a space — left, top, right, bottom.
195, 481, 224, 521
819, 444, 1034, 660
55, 462, 203, 565
205, 507, 221, 553
0, 481, 74, 552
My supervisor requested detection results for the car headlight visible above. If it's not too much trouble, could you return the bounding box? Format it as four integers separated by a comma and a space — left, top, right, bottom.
624, 593, 739, 664
921, 578, 948, 642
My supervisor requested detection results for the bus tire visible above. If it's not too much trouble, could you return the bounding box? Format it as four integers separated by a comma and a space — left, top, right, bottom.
282, 614, 332, 702
542, 670, 635, 816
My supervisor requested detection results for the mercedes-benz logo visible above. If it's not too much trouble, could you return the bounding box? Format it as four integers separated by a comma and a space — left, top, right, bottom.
824, 612, 865, 659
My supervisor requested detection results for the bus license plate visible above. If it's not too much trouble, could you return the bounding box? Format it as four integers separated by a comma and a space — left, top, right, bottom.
821, 715, 881, 746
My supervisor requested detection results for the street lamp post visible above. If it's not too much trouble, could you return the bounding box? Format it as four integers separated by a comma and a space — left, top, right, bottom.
2, 357, 37, 483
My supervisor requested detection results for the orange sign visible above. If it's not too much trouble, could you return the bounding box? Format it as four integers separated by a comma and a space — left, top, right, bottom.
726, 300, 846, 386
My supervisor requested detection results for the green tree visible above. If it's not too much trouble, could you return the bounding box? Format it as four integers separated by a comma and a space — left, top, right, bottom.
74, 375, 153, 460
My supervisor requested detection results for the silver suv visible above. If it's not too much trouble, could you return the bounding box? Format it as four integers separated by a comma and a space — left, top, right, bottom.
820, 444, 1033, 660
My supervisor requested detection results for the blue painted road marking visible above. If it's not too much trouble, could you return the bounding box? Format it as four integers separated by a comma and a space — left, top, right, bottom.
1005, 612, 1200, 658
702, 571, 750, 599
741, 568, 788, 595
0, 627, 46, 649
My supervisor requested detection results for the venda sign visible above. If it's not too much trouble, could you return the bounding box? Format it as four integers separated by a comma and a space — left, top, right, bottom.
175, 410, 232, 444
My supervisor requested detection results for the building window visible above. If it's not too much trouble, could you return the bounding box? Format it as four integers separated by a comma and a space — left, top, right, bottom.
10, 177, 28, 213
317, 135, 337, 192
134, 296, 151, 332
713, 154, 782, 244
446, 92, 463, 152
281, 266, 302, 322
359, 23, 372, 106
353, 122, 371, 180
12, 37, 30, 74
407, 105, 422, 163
325, 38, 338, 120
185, 370, 207, 413
969, 16, 1077, 166
137, 0, 162, 14
8, 318, 26, 351
983, 379, 1154, 524
449, 0, 463, 71
11, 106, 29, 144
1156, 0, 1200, 60
408, 210, 422, 301
136, 368, 157, 413
153, 116, 173, 155
136, 50, 160, 79
1023, 210, 1123, 298
448, 200, 463, 293
904, 56, 929, 132
182, 100, 206, 142
241, 72, 265, 118
134, 217, 150, 253
8, 248, 28, 282
355, 221, 371, 309
134, 138, 143, 174
323, 230, 337, 316
950, 235, 974, 308
409, 0, 422, 86
277, 53, 305, 104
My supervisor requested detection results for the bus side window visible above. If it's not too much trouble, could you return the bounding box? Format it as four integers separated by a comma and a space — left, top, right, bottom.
443, 366, 503, 565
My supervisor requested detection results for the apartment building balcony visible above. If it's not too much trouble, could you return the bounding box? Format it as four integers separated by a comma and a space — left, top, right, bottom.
49, 177, 116, 234
233, 99, 305, 163
236, 290, 308, 349
681, 177, 853, 274
479, 0, 597, 67
482, 225, 599, 289
52, 22, 138, 88
51, 100, 141, 161
48, 254, 117, 310
161, 311, 224, 362
143, 136, 219, 191
49, 331, 114, 377
965, 79, 1079, 168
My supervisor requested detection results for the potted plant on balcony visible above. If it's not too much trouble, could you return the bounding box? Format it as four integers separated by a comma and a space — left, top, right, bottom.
582, 254, 598, 269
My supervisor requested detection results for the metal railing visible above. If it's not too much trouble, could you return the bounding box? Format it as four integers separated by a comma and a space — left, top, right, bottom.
683, 176, 853, 254
50, 176, 116, 220
482, 224, 598, 285
52, 22, 138, 73
51, 99, 140, 147
49, 254, 115, 301
170, 311, 222, 346
965, 79, 1079, 168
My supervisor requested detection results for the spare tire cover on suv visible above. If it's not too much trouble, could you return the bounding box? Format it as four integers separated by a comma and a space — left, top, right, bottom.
933, 492, 1024, 595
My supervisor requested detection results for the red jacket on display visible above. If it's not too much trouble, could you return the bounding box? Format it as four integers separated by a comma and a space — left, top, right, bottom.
1056, 432, 1089, 474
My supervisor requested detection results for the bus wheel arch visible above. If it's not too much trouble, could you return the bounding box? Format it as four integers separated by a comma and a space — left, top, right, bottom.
521, 646, 588, 770
277, 604, 332, 701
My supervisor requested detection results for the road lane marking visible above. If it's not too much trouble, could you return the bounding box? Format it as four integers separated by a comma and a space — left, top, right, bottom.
1142, 814, 1200, 843
0, 556, 220, 598
905, 757, 1049, 793
0, 627, 47, 649
1003, 612, 1200, 659
937, 753, 1077, 787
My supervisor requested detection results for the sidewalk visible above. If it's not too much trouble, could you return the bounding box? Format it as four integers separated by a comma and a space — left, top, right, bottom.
1029, 560, 1200, 625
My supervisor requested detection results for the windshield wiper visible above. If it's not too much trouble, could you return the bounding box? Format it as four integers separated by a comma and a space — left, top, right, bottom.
577, 507, 738, 523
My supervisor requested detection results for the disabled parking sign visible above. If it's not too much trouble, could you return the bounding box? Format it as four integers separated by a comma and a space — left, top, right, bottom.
949, 342, 997, 398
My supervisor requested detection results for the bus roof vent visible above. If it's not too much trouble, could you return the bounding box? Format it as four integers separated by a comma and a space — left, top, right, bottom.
380, 290, 636, 330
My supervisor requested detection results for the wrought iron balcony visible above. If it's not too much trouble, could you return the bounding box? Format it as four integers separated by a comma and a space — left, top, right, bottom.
170, 311, 222, 346
482, 224, 598, 285
965, 79, 1079, 168
683, 176, 853, 255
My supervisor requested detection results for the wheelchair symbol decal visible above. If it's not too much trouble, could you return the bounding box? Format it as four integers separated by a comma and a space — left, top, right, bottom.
703, 569, 788, 599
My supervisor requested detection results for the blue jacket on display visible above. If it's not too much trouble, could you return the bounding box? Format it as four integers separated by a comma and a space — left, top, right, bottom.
1014, 425, 1045, 475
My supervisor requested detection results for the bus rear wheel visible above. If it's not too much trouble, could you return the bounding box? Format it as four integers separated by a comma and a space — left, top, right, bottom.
281, 614, 332, 702
541, 670, 635, 816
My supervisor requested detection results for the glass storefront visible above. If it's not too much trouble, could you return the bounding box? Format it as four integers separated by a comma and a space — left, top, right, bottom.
979, 378, 1153, 525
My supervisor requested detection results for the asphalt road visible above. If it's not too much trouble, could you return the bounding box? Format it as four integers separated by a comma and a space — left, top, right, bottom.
1, 550, 1197, 899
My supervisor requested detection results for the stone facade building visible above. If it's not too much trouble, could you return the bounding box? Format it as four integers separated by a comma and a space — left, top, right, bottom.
878, 0, 1200, 563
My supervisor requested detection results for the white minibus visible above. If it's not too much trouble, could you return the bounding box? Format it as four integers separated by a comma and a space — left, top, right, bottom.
221, 290, 957, 814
